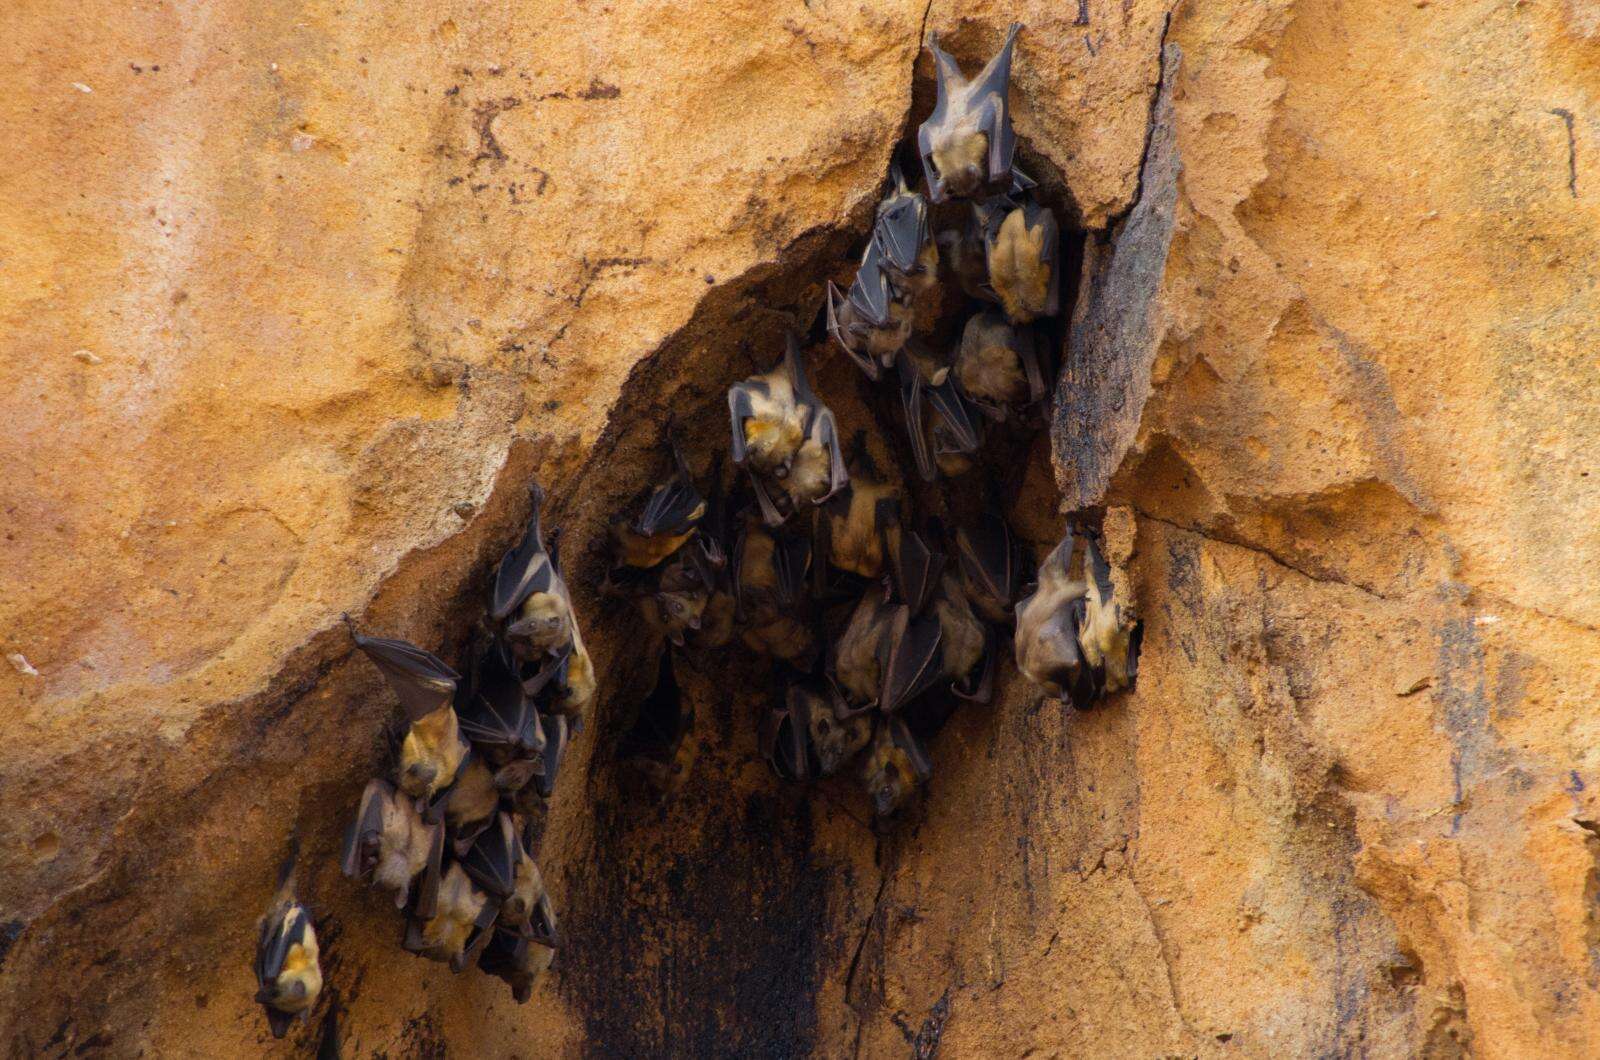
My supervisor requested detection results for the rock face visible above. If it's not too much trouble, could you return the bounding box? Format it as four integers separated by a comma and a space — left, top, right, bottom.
3, 0, 1598, 1057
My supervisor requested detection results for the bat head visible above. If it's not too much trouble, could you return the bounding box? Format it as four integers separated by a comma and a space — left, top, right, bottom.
783, 438, 834, 509
741, 416, 803, 475
809, 702, 871, 776
929, 129, 990, 201
655, 588, 706, 646
505, 593, 571, 655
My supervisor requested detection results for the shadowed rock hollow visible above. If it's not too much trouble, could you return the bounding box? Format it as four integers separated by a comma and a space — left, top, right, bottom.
4, 1, 1600, 1057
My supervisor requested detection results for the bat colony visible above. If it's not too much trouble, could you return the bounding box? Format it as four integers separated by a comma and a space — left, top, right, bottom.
254, 22, 1143, 1038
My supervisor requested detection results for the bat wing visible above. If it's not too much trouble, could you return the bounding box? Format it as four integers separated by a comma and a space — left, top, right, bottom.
727, 383, 757, 468
534, 714, 569, 798
826, 282, 882, 381
1029, 199, 1061, 318
354, 635, 460, 721
530, 892, 560, 948
782, 332, 821, 409
458, 653, 538, 752
872, 178, 929, 276
255, 905, 306, 991
635, 439, 706, 536
1126, 621, 1145, 686
1083, 530, 1115, 603
917, 33, 965, 203
809, 405, 850, 505
1017, 322, 1049, 405
760, 693, 807, 782
974, 23, 1021, 186
890, 529, 945, 614
887, 716, 935, 781
927, 377, 983, 457
492, 487, 558, 620
773, 531, 813, 609
1065, 597, 1101, 710
882, 612, 944, 712
897, 355, 937, 483
749, 469, 788, 528
850, 242, 896, 327
958, 512, 1018, 611
461, 812, 519, 899
342, 778, 392, 879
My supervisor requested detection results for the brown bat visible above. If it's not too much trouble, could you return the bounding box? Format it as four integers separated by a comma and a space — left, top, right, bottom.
861, 716, 934, 818
619, 649, 698, 794
873, 163, 939, 295
826, 239, 915, 381
1013, 529, 1097, 708
978, 192, 1060, 325
761, 681, 871, 781
918, 23, 1021, 202
611, 432, 707, 571
479, 928, 556, 1005
403, 861, 500, 972
352, 633, 467, 800
455, 646, 546, 791
458, 812, 548, 928
897, 349, 983, 481
815, 437, 903, 584
1078, 529, 1143, 697
733, 511, 817, 665
492, 484, 579, 667
729, 334, 848, 524
342, 777, 444, 914
955, 509, 1027, 623
254, 839, 322, 1040
637, 543, 712, 648
954, 308, 1048, 421
441, 755, 499, 854
830, 588, 908, 717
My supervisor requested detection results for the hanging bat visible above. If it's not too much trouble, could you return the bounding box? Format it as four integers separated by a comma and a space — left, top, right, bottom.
1014, 530, 1098, 708
933, 572, 991, 702
729, 335, 845, 524
441, 755, 499, 854
352, 633, 468, 800
861, 716, 934, 818
897, 350, 983, 482
1078, 529, 1144, 696
480, 928, 556, 1005
979, 193, 1059, 325
342, 777, 444, 914
403, 861, 500, 972
815, 437, 903, 584
955, 509, 1027, 623
733, 512, 817, 665
620, 649, 697, 794
458, 812, 543, 924
254, 839, 323, 1040
456, 648, 546, 786
954, 308, 1048, 420
611, 432, 707, 571
803, 683, 873, 776
638, 544, 712, 648
830, 589, 907, 716
686, 458, 738, 649
492, 484, 578, 665
826, 241, 915, 381
918, 23, 1021, 202
872, 163, 938, 294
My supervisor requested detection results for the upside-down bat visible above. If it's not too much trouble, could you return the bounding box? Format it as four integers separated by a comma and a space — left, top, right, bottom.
493, 484, 579, 666
352, 633, 467, 800
254, 839, 323, 1040
815, 436, 903, 585
761, 681, 873, 781
955, 509, 1026, 623
342, 777, 444, 913
1078, 530, 1143, 697
954, 308, 1048, 420
873, 163, 938, 295
918, 23, 1021, 202
733, 511, 817, 665
880, 533, 990, 709
620, 649, 697, 794
861, 715, 934, 818
441, 755, 499, 854
637, 543, 712, 648
977, 192, 1060, 325
403, 862, 499, 972
456, 648, 546, 791
459, 812, 549, 930
826, 241, 915, 381
897, 350, 983, 481
611, 432, 707, 571
479, 928, 556, 1005
729, 335, 847, 524
830, 588, 907, 716
1013, 529, 1098, 708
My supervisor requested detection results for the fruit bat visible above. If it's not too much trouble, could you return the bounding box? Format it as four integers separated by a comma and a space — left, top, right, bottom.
342, 777, 445, 914
459, 812, 545, 926
897, 350, 982, 482
887, 526, 946, 615
352, 633, 468, 800
932, 572, 991, 702
686, 458, 738, 649
954, 308, 1048, 421
254, 839, 323, 1040
1078, 530, 1144, 696
636, 545, 710, 648
802, 683, 872, 776
456, 649, 546, 789
826, 241, 915, 381
729, 335, 847, 524
830, 589, 908, 716
493, 484, 579, 665
815, 447, 903, 585
733, 512, 817, 665
480, 928, 556, 1005
873, 163, 938, 295
861, 716, 934, 818
620, 649, 697, 794
441, 755, 499, 854
1013, 530, 1098, 707
979, 193, 1059, 325
611, 432, 707, 571
918, 23, 1021, 202
955, 510, 1026, 623
403, 861, 499, 972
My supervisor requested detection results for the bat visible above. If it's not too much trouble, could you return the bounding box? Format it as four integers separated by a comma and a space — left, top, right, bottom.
888, 526, 945, 615
638, 544, 712, 648
802, 683, 872, 776
687, 458, 738, 649
830, 589, 907, 716
826, 240, 915, 381
456, 648, 545, 783
954, 308, 1048, 421
1078, 529, 1144, 696
759, 683, 811, 783
352, 633, 468, 799
918, 23, 1021, 202
872, 163, 938, 295
816, 438, 903, 583
254, 839, 322, 1040
733, 511, 817, 664
620, 649, 698, 794
729, 334, 847, 523
897, 351, 983, 482
459, 812, 546, 929
781, 384, 849, 514
955, 510, 1026, 623
860, 716, 934, 818
492, 485, 578, 665
932, 572, 991, 702
611, 432, 707, 571
1013, 530, 1098, 708
979, 193, 1059, 325
441, 755, 499, 854
531, 713, 570, 800
342, 778, 444, 914
480, 928, 556, 1005
402, 861, 500, 972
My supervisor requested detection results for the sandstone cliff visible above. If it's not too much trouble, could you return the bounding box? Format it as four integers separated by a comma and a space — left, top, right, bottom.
3, 0, 1598, 1056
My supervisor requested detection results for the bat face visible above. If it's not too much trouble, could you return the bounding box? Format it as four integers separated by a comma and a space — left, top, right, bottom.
917, 24, 1021, 202
861, 718, 932, 817
986, 199, 1058, 325
648, 589, 706, 647
399, 705, 467, 799
806, 693, 872, 776
481, 929, 556, 1004
255, 849, 323, 1037
507, 592, 573, 658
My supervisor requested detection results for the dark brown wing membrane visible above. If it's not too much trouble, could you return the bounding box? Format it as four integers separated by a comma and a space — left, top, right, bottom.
881, 613, 944, 713
533, 714, 570, 799
890, 529, 944, 614
341, 778, 391, 880
491, 485, 559, 620
633, 437, 706, 537
353, 634, 460, 721
457, 650, 542, 754
957, 512, 1020, 613
461, 812, 521, 899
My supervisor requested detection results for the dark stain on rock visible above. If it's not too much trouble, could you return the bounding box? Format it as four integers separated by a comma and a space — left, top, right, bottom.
0, 920, 23, 973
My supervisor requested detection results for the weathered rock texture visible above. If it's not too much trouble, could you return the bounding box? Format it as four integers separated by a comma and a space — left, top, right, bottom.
3, 0, 1598, 1056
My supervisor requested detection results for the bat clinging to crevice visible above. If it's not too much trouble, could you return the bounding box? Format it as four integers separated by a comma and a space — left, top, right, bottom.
898, 351, 983, 482
816, 436, 903, 586
918, 23, 1022, 202
480, 928, 556, 1005
342, 777, 444, 913
403, 862, 499, 972
352, 633, 468, 800
827, 241, 915, 381
1078, 530, 1144, 697
831, 588, 907, 716
1013, 530, 1097, 708
954, 308, 1048, 421
255, 839, 323, 1040
729, 334, 847, 523
733, 511, 817, 665
861, 716, 934, 818
611, 432, 707, 572
873, 163, 938, 295
493, 485, 578, 665
978, 192, 1059, 325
